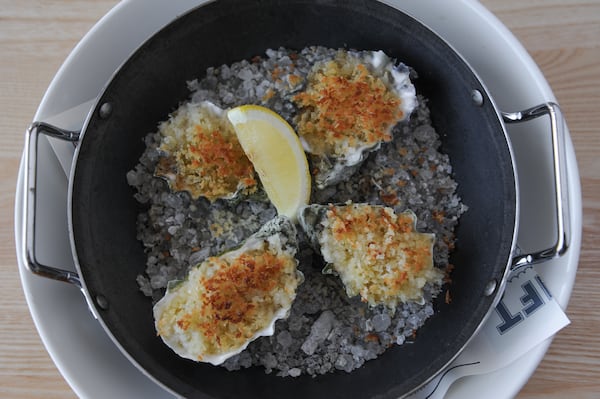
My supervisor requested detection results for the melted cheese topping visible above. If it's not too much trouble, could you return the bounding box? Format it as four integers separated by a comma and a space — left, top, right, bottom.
154, 237, 299, 364
155, 101, 257, 201
318, 203, 442, 309
292, 52, 405, 158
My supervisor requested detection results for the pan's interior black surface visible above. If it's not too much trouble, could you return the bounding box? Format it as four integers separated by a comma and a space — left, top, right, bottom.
70, 0, 517, 398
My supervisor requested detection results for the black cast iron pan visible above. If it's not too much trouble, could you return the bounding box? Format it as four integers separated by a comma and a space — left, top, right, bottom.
23, 0, 569, 398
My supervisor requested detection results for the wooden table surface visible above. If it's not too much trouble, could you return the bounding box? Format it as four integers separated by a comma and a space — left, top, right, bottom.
1, 1, 598, 398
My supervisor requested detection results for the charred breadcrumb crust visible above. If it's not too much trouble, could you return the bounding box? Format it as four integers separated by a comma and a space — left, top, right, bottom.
127, 47, 466, 377
300, 204, 442, 310
154, 102, 258, 202
153, 217, 301, 363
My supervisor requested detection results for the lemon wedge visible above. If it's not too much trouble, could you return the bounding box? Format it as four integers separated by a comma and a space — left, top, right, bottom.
227, 105, 311, 221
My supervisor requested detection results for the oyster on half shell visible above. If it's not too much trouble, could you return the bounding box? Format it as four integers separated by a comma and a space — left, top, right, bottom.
299, 203, 442, 310
292, 50, 417, 188
154, 100, 259, 202
153, 216, 302, 365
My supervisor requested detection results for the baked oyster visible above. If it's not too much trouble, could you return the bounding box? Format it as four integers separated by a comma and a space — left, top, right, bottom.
153, 216, 302, 364
299, 203, 442, 310
154, 100, 258, 202
292, 50, 417, 188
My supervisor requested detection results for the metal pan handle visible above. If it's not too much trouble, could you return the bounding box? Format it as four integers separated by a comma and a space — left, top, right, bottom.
502, 102, 570, 270
22, 122, 82, 287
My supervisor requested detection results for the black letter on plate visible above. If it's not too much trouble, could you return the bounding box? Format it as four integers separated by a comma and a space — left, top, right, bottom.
495, 298, 524, 335
521, 281, 545, 316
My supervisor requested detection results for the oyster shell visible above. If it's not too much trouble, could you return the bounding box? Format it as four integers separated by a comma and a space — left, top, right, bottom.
154, 101, 258, 202
153, 216, 302, 365
292, 50, 417, 188
299, 203, 442, 310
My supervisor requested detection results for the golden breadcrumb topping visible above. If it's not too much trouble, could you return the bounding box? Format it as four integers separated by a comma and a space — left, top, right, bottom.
293, 53, 404, 157
157, 247, 298, 358
319, 204, 442, 309
155, 103, 257, 201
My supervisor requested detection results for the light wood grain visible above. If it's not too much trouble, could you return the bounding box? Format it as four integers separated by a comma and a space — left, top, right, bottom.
1, 1, 598, 398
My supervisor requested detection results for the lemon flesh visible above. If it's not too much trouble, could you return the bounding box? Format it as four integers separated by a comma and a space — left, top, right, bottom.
227, 105, 311, 221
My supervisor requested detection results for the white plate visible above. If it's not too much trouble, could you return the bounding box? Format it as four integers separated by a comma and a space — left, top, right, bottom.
15, 0, 582, 398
